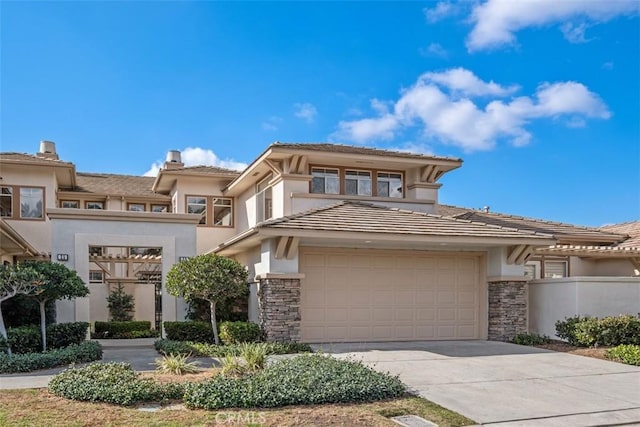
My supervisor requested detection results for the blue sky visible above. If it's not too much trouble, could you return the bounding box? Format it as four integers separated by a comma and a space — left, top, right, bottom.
2, 1, 638, 226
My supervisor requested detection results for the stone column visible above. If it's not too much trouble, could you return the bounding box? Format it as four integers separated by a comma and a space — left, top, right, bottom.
256, 273, 303, 342
488, 279, 528, 341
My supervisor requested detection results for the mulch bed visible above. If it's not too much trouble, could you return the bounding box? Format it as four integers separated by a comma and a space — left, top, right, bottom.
535, 340, 610, 361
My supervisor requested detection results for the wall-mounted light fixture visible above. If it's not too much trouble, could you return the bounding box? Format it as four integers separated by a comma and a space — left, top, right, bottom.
56, 254, 69, 262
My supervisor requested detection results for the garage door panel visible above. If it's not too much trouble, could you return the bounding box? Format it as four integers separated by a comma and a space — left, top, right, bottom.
300, 248, 481, 342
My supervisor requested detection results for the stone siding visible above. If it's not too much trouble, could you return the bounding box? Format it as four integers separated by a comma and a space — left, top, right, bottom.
488, 280, 528, 341
257, 278, 301, 342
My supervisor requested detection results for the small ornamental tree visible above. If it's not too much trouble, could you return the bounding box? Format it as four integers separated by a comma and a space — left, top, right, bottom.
166, 254, 248, 344
24, 261, 89, 351
107, 283, 135, 321
0, 264, 44, 355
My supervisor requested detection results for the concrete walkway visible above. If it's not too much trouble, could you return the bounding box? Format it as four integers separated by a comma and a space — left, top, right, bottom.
317, 340, 640, 426
0, 338, 218, 390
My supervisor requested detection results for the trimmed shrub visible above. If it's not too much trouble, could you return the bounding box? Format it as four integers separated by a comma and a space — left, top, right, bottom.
219, 321, 261, 344
7, 326, 41, 354
556, 314, 640, 347
163, 321, 214, 343
154, 339, 312, 357
0, 341, 102, 374
607, 344, 640, 366
49, 362, 184, 405
184, 354, 405, 409
0, 335, 7, 354
510, 333, 551, 346
93, 321, 153, 339
47, 322, 89, 349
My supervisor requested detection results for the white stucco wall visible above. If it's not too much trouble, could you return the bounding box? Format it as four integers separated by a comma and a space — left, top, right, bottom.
529, 277, 640, 338
50, 214, 196, 334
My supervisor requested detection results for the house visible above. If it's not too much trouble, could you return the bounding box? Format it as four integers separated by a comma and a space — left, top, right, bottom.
1, 141, 638, 342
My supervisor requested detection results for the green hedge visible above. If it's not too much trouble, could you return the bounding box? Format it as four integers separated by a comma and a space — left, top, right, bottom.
6, 326, 41, 354
606, 344, 640, 366
93, 321, 155, 339
0, 341, 103, 374
47, 322, 89, 349
154, 339, 312, 357
184, 354, 405, 409
49, 362, 183, 405
163, 321, 214, 343
3, 322, 90, 354
555, 314, 640, 347
219, 321, 261, 344
510, 333, 551, 346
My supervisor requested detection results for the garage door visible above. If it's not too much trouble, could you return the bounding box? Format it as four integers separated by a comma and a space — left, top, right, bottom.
300, 248, 483, 342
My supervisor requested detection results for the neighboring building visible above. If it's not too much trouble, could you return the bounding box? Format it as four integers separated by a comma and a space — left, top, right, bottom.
1, 141, 638, 341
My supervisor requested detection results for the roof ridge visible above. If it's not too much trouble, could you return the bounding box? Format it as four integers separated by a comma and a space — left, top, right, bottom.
271, 141, 462, 162
471, 210, 621, 233
77, 172, 154, 178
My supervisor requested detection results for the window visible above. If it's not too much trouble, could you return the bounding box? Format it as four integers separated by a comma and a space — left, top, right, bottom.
311, 168, 339, 194
86, 201, 104, 210
345, 170, 372, 196
524, 264, 537, 280
151, 204, 169, 213
377, 172, 403, 198
187, 196, 207, 225
213, 198, 233, 226
89, 271, 104, 284
20, 188, 43, 219
0, 187, 12, 217
61, 200, 79, 208
544, 261, 567, 278
128, 203, 145, 212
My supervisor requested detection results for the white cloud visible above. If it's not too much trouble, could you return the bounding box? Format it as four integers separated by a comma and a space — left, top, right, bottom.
333, 67, 610, 152
423, 67, 519, 96
467, 0, 639, 51
420, 42, 449, 59
261, 116, 282, 131
424, 1, 458, 23
560, 22, 590, 43
294, 102, 318, 123
144, 147, 247, 176
602, 61, 614, 70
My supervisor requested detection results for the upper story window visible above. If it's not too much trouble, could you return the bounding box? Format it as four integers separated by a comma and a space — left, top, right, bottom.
0, 186, 45, 220
0, 187, 12, 217
309, 167, 404, 198
20, 188, 43, 219
151, 204, 169, 213
187, 195, 234, 227
128, 203, 145, 212
311, 168, 339, 194
345, 170, 372, 196
187, 196, 207, 225
61, 200, 80, 208
256, 176, 273, 222
377, 172, 403, 198
86, 201, 104, 210
213, 198, 233, 227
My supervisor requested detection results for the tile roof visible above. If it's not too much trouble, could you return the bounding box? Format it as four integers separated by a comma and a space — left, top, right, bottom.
259, 201, 553, 240
163, 165, 241, 175
271, 142, 462, 162
600, 221, 640, 248
436, 204, 625, 243
63, 173, 168, 199
0, 152, 73, 166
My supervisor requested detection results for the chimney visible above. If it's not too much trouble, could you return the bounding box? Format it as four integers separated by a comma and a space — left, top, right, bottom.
163, 150, 184, 169
36, 140, 59, 160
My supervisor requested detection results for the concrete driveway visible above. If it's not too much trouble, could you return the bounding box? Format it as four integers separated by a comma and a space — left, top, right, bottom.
316, 341, 640, 426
